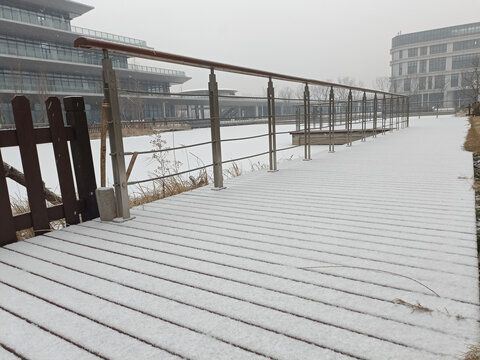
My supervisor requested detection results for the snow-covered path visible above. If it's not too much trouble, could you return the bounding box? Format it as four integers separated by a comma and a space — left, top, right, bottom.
1, 115, 478, 359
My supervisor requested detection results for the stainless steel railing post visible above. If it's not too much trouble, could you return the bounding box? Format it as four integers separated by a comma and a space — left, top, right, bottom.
101, 49, 131, 221
382, 94, 386, 135
390, 95, 394, 131
208, 69, 224, 189
304, 83, 311, 160
406, 97, 410, 128
361, 92, 366, 142
347, 90, 352, 146
396, 96, 400, 130
328, 86, 335, 153
267, 77, 278, 171
373, 93, 378, 138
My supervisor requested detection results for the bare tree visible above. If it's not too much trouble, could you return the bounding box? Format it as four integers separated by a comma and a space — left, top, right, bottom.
335, 76, 363, 101
277, 86, 294, 100
277, 87, 296, 116
460, 56, 480, 104
374, 76, 391, 93
310, 85, 330, 102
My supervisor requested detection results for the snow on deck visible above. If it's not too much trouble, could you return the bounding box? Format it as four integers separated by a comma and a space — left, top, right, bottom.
1, 115, 479, 360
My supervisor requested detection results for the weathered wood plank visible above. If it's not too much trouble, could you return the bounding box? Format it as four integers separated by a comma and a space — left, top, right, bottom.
46, 97, 79, 226
0, 149, 16, 245
64, 97, 99, 221
12, 96, 50, 236
13, 204, 64, 231
0, 127, 74, 148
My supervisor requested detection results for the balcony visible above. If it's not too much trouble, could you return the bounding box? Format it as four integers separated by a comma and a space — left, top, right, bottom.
71, 26, 148, 49
0, 4, 148, 49
127, 64, 186, 77
0, 4, 70, 31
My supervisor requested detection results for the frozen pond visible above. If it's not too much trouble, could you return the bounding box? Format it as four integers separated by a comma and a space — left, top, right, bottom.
2, 123, 327, 199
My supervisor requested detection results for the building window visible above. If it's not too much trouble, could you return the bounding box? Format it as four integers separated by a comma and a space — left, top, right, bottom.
453, 39, 480, 52
420, 46, 428, 56
408, 48, 418, 57
407, 61, 417, 74
419, 77, 426, 90
430, 44, 447, 54
429, 57, 446, 72
399, 50, 403, 59
419, 59, 427, 73
404, 79, 411, 92
393, 80, 401, 92
434, 75, 445, 89
399, 63, 403, 76
452, 54, 480, 69
451, 74, 459, 88
428, 76, 433, 89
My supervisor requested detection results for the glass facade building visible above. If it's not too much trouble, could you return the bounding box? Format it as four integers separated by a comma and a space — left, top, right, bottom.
0, 0, 190, 125
391, 22, 480, 110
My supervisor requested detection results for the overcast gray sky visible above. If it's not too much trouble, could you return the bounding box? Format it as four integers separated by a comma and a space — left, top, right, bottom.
73, 0, 480, 94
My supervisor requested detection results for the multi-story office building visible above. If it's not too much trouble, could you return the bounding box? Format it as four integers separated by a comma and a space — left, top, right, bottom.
0, 0, 191, 125
391, 22, 480, 110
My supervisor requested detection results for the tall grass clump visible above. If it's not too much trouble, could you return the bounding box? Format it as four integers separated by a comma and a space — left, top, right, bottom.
10, 193, 66, 241
130, 131, 210, 207
464, 346, 480, 360
464, 116, 480, 153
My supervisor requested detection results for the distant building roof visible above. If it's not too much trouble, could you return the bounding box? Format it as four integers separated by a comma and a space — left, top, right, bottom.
392, 22, 480, 48
13, 0, 93, 19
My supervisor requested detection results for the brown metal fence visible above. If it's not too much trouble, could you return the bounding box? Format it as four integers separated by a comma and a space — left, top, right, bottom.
0, 95, 99, 246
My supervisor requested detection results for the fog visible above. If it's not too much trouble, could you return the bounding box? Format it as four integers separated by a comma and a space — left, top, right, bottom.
73, 0, 480, 95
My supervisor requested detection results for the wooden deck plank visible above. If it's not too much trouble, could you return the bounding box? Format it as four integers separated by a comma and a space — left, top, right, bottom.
1, 116, 478, 359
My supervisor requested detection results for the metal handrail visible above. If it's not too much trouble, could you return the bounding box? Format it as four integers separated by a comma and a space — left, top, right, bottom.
124, 140, 213, 156
127, 164, 213, 186
74, 37, 405, 97
221, 133, 270, 143
87, 36, 409, 220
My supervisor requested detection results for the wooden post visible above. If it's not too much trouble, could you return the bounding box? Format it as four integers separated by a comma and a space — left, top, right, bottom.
12, 96, 50, 236
126, 152, 138, 181
0, 149, 16, 245
64, 97, 99, 221
46, 97, 79, 226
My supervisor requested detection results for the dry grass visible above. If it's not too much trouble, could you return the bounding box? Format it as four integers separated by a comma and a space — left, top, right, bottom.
11, 160, 261, 241
89, 126, 155, 140
129, 169, 209, 208
224, 162, 242, 178
11, 196, 34, 241
464, 345, 480, 360
394, 299, 433, 313
11, 195, 66, 241
464, 116, 480, 153
129, 161, 246, 208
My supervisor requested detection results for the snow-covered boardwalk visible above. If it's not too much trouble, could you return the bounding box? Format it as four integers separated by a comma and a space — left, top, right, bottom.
1, 116, 478, 360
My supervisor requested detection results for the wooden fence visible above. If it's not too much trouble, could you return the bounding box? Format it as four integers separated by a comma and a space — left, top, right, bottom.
0, 96, 99, 246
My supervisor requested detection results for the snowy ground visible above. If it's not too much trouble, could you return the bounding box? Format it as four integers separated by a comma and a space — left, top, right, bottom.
2, 123, 310, 198
0, 115, 478, 359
